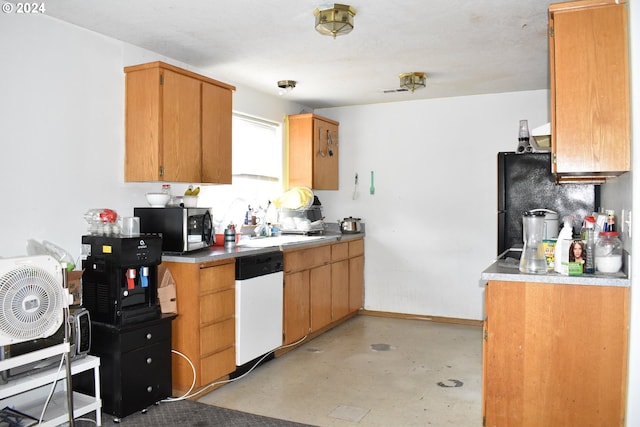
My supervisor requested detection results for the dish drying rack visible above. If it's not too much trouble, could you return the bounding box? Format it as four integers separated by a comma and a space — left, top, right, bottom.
279, 206, 325, 235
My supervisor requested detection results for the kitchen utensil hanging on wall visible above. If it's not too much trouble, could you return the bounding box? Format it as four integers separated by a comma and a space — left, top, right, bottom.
370, 171, 375, 195
353, 173, 359, 200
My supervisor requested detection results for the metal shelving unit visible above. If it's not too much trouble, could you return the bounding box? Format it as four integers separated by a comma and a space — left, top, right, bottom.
0, 348, 101, 426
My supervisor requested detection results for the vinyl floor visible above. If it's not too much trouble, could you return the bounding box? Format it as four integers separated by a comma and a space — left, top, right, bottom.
197, 315, 483, 427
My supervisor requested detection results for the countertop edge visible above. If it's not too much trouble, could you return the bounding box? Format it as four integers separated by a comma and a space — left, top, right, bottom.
161, 232, 364, 264
481, 261, 630, 287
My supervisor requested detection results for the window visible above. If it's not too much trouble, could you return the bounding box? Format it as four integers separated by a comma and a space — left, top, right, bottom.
232, 113, 282, 196
233, 113, 281, 180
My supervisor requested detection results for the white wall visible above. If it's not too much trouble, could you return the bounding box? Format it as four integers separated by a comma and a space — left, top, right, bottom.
317, 91, 549, 320
0, 12, 307, 264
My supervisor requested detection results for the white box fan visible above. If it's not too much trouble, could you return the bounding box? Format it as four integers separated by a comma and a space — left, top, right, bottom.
0, 255, 68, 346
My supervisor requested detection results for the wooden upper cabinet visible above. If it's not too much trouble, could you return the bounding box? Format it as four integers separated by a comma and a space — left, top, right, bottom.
549, 0, 629, 180
202, 82, 232, 184
288, 113, 339, 190
124, 61, 235, 183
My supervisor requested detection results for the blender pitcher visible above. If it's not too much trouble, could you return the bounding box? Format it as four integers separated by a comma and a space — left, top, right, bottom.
519, 211, 548, 274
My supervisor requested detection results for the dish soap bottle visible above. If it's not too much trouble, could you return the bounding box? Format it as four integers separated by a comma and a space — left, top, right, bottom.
554, 215, 574, 275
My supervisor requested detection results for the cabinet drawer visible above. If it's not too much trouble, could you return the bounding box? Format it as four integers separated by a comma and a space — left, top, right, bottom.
349, 239, 364, 257
331, 242, 349, 262
201, 346, 235, 384
120, 321, 171, 353
200, 288, 234, 325
119, 341, 172, 413
284, 244, 331, 273
200, 261, 235, 294
200, 318, 235, 356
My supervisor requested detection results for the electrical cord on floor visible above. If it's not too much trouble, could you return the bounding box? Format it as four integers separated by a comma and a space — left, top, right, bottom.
163, 333, 309, 402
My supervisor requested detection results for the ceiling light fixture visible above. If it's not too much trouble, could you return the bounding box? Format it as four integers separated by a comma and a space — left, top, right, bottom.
277, 80, 297, 96
399, 72, 427, 92
313, 4, 356, 38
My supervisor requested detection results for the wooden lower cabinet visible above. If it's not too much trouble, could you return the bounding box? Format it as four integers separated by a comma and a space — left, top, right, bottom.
163, 259, 236, 394
283, 270, 311, 345
283, 238, 365, 345
483, 280, 629, 427
348, 239, 364, 312
311, 264, 333, 331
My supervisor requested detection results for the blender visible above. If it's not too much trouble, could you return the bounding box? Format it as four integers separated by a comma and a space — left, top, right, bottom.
519, 210, 548, 274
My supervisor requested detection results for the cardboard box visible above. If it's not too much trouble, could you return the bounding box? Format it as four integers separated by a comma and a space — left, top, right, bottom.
67, 270, 83, 306
157, 265, 177, 314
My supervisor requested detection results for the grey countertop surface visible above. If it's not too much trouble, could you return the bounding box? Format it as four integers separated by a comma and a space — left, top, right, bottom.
481, 258, 630, 287
161, 231, 364, 264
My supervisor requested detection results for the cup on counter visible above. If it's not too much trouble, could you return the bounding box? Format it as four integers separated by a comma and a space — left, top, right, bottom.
121, 216, 140, 237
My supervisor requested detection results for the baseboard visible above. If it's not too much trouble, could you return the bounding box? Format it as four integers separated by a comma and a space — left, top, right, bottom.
359, 309, 483, 327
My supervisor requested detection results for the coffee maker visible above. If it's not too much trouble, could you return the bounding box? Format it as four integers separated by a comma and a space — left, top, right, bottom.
81, 235, 162, 325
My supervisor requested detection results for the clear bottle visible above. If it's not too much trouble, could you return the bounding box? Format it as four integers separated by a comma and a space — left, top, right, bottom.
583, 216, 596, 274
595, 231, 623, 273
161, 184, 172, 196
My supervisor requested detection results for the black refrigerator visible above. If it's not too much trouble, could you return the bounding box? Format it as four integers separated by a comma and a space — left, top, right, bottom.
497, 152, 600, 255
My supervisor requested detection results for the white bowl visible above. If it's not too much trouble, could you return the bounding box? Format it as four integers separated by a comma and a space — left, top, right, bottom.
146, 193, 170, 207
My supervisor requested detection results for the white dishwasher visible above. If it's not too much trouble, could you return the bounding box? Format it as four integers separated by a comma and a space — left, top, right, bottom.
235, 251, 284, 366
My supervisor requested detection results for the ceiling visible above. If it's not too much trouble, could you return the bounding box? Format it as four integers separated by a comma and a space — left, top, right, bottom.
40, 0, 555, 109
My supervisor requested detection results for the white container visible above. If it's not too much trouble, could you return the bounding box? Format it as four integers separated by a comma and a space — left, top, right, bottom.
595, 231, 623, 273
182, 196, 198, 207
595, 255, 622, 274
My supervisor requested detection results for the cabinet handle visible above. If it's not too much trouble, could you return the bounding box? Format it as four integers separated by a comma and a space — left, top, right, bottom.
147, 386, 153, 393
146, 357, 153, 364
146, 333, 152, 340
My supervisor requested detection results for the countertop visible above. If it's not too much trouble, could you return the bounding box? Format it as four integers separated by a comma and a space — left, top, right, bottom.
481, 257, 630, 287
161, 231, 365, 264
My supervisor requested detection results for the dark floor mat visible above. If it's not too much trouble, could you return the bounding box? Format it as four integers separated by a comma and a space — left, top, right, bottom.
76, 399, 317, 427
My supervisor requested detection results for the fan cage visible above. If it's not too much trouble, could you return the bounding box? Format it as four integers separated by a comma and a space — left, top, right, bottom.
0, 260, 65, 344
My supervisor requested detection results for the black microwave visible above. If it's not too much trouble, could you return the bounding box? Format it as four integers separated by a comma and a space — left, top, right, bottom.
134, 207, 214, 253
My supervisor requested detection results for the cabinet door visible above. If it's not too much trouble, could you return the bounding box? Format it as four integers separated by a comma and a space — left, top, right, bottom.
312, 118, 339, 190
202, 82, 233, 184
161, 69, 202, 182
310, 264, 332, 332
331, 259, 349, 321
550, 2, 629, 175
283, 271, 310, 345
348, 255, 364, 313
484, 281, 628, 427
125, 67, 162, 181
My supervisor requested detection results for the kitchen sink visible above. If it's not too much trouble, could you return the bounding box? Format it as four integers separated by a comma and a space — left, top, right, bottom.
237, 235, 325, 248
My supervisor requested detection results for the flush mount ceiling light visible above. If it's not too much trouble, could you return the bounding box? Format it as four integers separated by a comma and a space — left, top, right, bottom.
277, 80, 296, 96
313, 4, 356, 38
399, 72, 427, 92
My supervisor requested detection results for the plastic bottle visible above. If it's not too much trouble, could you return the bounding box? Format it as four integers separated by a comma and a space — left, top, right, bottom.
583, 216, 596, 274
554, 215, 574, 275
